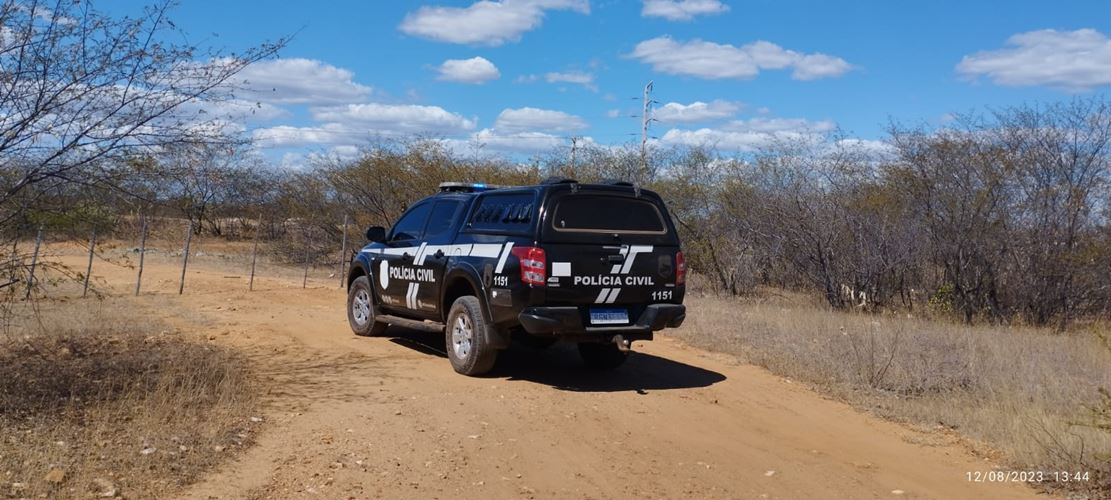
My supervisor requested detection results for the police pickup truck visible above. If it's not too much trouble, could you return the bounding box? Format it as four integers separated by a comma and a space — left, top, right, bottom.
345, 178, 686, 376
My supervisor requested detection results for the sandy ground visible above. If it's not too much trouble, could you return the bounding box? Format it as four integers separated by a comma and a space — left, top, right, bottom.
46, 248, 1041, 500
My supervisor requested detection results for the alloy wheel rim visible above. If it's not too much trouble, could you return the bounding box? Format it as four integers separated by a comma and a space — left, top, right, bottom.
352, 289, 371, 326
452, 314, 472, 359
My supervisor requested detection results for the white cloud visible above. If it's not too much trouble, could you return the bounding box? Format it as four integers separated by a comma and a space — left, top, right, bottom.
253, 103, 477, 147
180, 98, 288, 126
446, 106, 591, 154
606, 109, 622, 118
546, 69, 599, 90
254, 124, 362, 148
659, 116, 835, 151
277, 146, 362, 170
956, 29, 1111, 91
493, 107, 587, 133
726, 117, 835, 133
545, 70, 593, 85
471, 129, 568, 152
653, 100, 741, 123
329, 145, 362, 159
517, 70, 598, 90
545, 70, 597, 90
836, 138, 895, 159
311, 103, 477, 134
399, 0, 590, 46
235, 58, 373, 105
630, 36, 852, 80
436, 56, 501, 83
280, 152, 309, 170
641, 0, 729, 21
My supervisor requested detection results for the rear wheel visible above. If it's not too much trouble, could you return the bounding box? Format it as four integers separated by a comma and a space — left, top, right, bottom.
446, 296, 498, 376
578, 342, 629, 370
348, 276, 387, 337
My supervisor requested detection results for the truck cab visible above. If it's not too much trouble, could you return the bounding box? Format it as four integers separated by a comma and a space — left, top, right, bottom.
346, 178, 686, 376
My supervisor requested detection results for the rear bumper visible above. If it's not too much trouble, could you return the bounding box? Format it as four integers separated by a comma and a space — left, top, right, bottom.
518, 304, 686, 340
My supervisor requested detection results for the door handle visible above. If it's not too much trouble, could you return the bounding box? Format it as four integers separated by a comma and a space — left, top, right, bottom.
433, 250, 445, 258
401, 252, 412, 261
606, 254, 624, 263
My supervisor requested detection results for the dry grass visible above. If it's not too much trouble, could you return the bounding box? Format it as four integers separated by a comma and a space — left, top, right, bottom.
675, 294, 1111, 496
0, 300, 259, 498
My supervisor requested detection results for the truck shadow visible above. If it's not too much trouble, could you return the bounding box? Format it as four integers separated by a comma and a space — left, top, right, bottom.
386, 328, 727, 393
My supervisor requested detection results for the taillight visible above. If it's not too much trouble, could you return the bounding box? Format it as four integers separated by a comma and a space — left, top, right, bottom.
675, 251, 686, 285
511, 246, 546, 286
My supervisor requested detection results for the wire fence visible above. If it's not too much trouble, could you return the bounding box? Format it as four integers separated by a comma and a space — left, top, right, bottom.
6, 214, 362, 301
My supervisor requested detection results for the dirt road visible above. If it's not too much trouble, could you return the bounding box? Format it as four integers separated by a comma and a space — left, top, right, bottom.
64, 250, 1040, 499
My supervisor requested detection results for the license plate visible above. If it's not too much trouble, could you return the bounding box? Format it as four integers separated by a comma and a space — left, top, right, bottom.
590, 308, 629, 325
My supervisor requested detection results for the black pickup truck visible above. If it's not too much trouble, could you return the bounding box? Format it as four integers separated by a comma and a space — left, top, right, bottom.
345, 178, 686, 376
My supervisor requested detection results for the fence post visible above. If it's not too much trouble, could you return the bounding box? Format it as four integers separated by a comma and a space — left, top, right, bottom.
8, 240, 18, 285
24, 227, 43, 300
302, 230, 311, 289
135, 215, 148, 296
82, 228, 96, 298
249, 214, 262, 291
337, 214, 349, 288
179, 219, 194, 295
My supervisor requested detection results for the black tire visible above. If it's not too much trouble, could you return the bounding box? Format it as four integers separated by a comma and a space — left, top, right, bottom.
445, 296, 498, 376
578, 342, 629, 370
348, 275, 388, 337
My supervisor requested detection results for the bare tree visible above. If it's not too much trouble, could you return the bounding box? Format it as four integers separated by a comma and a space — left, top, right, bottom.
0, 0, 285, 230
993, 99, 1111, 328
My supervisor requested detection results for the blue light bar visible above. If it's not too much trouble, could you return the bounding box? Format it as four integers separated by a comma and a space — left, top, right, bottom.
438, 182, 512, 193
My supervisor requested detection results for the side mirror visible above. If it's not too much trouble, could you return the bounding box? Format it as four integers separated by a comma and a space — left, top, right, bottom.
365, 226, 387, 242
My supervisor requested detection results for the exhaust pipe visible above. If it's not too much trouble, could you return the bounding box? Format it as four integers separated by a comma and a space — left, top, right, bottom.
613, 334, 632, 352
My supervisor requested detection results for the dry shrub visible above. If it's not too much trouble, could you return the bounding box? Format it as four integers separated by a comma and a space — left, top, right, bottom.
675, 296, 1111, 496
0, 301, 258, 498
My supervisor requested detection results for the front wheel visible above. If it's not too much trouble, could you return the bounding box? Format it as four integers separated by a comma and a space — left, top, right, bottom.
578, 342, 629, 370
348, 276, 387, 337
445, 296, 498, 376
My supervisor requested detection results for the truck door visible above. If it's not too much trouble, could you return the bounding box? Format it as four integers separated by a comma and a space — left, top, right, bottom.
378, 201, 432, 314
413, 199, 466, 320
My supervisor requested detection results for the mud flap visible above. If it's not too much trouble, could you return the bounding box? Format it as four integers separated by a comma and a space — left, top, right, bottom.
486, 325, 512, 350
479, 262, 511, 349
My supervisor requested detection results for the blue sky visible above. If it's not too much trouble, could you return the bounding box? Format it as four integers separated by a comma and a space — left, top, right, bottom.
114, 0, 1111, 165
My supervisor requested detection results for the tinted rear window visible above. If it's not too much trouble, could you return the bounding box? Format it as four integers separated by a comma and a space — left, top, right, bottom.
551, 196, 666, 234
467, 193, 536, 232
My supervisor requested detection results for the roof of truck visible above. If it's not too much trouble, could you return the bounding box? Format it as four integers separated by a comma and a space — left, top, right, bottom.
435, 178, 655, 198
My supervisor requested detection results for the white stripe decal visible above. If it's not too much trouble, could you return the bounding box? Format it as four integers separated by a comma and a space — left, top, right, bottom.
620, 245, 654, 274
494, 242, 514, 273
610, 246, 630, 274
413, 242, 429, 265
470, 244, 502, 258
595, 288, 610, 304
407, 283, 421, 310
383, 247, 415, 256
449, 244, 472, 256
423, 245, 449, 258
606, 288, 621, 304
552, 262, 571, 277
360, 248, 382, 254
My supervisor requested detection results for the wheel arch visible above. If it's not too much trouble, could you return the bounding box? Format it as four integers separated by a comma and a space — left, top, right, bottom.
441, 263, 509, 349
441, 267, 486, 322
346, 253, 372, 290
